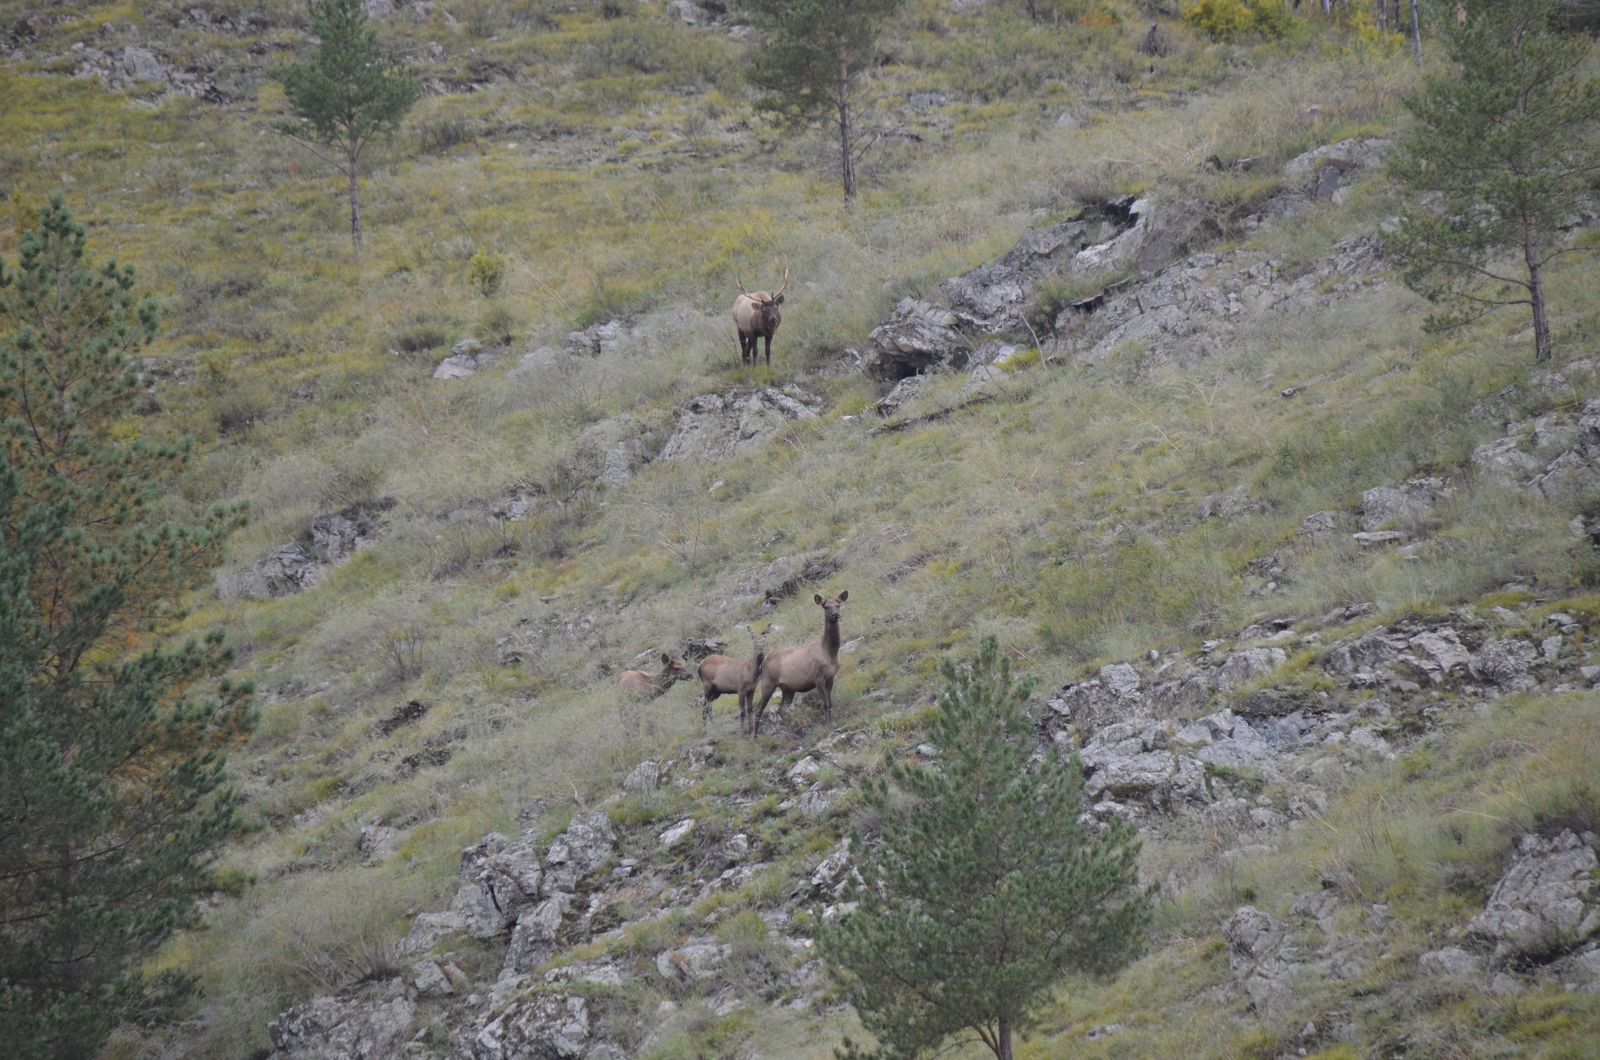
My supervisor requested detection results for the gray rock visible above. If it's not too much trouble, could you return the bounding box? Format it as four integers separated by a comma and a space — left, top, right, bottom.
658, 818, 697, 849
471, 994, 590, 1060
412, 958, 455, 998
450, 831, 542, 938
1283, 138, 1392, 180
1472, 435, 1544, 488
1467, 831, 1600, 961
810, 840, 854, 896
433, 339, 488, 380
1475, 638, 1539, 691
1359, 477, 1451, 531
571, 414, 649, 487
503, 896, 567, 977
1216, 647, 1287, 692
658, 387, 822, 462
787, 755, 824, 789
398, 910, 467, 956
1404, 630, 1475, 685
564, 319, 630, 358
874, 374, 931, 416
543, 811, 617, 894
267, 993, 414, 1060
656, 940, 731, 983
1353, 530, 1408, 547
1419, 947, 1483, 977
863, 299, 969, 381
623, 759, 664, 793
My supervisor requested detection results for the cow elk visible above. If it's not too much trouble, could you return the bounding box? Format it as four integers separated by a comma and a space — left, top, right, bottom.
732, 265, 789, 366
750, 591, 847, 737
697, 631, 766, 729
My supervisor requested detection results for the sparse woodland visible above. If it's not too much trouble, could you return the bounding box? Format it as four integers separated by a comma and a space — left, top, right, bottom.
2, 0, 1600, 1057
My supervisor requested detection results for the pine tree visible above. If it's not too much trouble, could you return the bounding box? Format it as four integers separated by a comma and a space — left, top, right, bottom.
1387, 0, 1600, 362
743, 0, 907, 201
0, 197, 252, 1058
820, 638, 1152, 1060
275, 0, 420, 249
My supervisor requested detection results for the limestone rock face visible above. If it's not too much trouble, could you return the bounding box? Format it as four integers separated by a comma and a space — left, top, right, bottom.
863, 299, 969, 381
266, 991, 414, 1060
658, 388, 822, 462
218, 499, 394, 600
1468, 831, 1600, 961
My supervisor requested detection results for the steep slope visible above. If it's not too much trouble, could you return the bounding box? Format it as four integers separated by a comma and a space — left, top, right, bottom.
5, 2, 1599, 1058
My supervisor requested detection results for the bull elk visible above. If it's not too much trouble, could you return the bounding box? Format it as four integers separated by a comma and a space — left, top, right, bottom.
697, 630, 766, 729
732, 265, 789, 366
749, 591, 847, 737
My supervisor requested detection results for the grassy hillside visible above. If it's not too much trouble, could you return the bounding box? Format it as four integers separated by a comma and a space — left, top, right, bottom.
4, 1, 1599, 1057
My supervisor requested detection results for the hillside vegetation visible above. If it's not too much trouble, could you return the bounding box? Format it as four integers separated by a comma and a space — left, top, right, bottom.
4, 0, 1600, 1057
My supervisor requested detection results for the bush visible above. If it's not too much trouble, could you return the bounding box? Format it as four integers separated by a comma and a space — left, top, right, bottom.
1183, 0, 1293, 40
468, 250, 508, 299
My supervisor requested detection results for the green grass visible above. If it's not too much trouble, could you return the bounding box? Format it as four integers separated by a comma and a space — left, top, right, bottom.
10, 1, 1600, 1056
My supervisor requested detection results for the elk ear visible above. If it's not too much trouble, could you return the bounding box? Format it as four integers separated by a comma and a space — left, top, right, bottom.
813, 593, 824, 605
837, 589, 848, 602
773, 294, 785, 305
661, 652, 672, 665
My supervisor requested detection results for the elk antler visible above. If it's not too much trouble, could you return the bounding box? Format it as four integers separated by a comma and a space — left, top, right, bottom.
773, 263, 790, 300
735, 273, 750, 297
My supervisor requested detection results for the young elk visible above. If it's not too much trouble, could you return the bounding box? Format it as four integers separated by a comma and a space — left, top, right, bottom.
750, 591, 847, 737
616, 652, 693, 700
731, 265, 789, 366
697, 632, 766, 729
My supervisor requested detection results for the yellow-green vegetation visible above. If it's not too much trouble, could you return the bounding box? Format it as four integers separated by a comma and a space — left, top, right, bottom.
6, 0, 1599, 1056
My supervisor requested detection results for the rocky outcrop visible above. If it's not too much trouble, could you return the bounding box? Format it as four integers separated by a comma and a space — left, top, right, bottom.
434, 338, 504, 380
1358, 477, 1452, 532
658, 387, 822, 462
1471, 397, 1600, 499
1047, 234, 1385, 370
1467, 831, 1599, 962
939, 197, 1147, 333
266, 990, 414, 1060
863, 299, 970, 381
570, 414, 651, 487
71, 42, 223, 101
218, 499, 395, 600
470, 993, 594, 1060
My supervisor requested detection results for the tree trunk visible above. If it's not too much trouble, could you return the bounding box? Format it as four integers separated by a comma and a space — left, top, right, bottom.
996, 1014, 1013, 1060
1409, 0, 1423, 65
838, 59, 856, 202
1526, 233, 1552, 362
347, 147, 364, 250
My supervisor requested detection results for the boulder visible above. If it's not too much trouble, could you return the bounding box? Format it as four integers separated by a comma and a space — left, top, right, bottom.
503, 896, 567, 977
267, 992, 414, 1060
1419, 947, 1483, 978
658, 818, 697, 849
1358, 477, 1451, 531
658, 387, 822, 462
471, 994, 591, 1060
398, 910, 467, 956
433, 338, 494, 380
656, 940, 731, 983
218, 499, 394, 600
1467, 831, 1600, 961
863, 299, 969, 381
1283, 138, 1392, 181
543, 810, 617, 894
571, 414, 649, 487
623, 759, 665, 793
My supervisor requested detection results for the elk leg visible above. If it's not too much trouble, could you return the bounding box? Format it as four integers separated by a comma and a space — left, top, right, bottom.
752, 679, 778, 737
820, 677, 834, 727
763, 334, 771, 366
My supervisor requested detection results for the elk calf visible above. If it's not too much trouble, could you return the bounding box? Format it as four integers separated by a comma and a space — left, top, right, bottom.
750, 591, 847, 737
617, 652, 692, 700
697, 635, 766, 728
731, 265, 789, 366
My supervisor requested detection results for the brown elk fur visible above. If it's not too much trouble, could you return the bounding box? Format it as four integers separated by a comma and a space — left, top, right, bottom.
697, 634, 766, 728
732, 265, 789, 366
616, 652, 692, 700
750, 591, 847, 737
